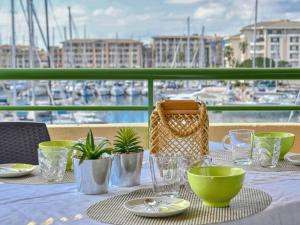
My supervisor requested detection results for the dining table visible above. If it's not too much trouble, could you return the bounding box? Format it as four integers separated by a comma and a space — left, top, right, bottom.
1, 142, 300, 225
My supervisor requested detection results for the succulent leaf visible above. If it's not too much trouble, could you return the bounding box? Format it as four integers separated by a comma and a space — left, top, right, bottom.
113, 128, 143, 154
73, 129, 111, 164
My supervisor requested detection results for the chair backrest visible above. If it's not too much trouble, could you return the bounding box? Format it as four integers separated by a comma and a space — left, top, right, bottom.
0, 122, 50, 165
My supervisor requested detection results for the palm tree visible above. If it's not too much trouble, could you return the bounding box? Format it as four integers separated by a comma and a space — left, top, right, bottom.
224, 46, 234, 67
162, 53, 167, 64
192, 46, 199, 68
179, 51, 185, 68
239, 41, 248, 54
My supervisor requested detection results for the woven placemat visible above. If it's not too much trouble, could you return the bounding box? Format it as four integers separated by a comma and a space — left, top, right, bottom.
211, 150, 300, 172
86, 186, 272, 225
0, 170, 74, 185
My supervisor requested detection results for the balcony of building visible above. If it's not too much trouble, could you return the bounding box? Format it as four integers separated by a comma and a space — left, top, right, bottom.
1, 68, 300, 153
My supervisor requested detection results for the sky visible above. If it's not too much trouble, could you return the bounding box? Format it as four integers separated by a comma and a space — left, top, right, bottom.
0, 0, 300, 47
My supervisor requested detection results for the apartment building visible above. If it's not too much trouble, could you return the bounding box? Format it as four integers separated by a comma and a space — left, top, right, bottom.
0, 45, 41, 68
62, 38, 143, 68
143, 44, 153, 68
152, 34, 224, 68
0, 45, 64, 68
225, 20, 300, 67
50, 46, 63, 68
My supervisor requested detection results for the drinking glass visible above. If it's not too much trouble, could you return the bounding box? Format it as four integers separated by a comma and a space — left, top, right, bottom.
223, 129, 254, 165
38, 147, 68, 182
149, 154, 181, 197
255, 137, 281, 168
181, 154, 213, 192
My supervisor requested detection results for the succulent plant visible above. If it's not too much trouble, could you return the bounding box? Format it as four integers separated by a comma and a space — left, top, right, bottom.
73, 129, 112, 164
113, 128, 144, 154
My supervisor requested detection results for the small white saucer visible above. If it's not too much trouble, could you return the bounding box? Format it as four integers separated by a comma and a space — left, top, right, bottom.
123, 197, 190, 218
285, 154, 300, 166
0, 164, 36, 178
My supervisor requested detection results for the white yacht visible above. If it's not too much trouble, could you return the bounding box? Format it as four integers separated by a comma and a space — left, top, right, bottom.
74, 112, 104, 124
10, 81, 29, 93
141, 82, 148, 96
98, 85, 110, 96
110, 83, 125, 96
192, 86, 234, 105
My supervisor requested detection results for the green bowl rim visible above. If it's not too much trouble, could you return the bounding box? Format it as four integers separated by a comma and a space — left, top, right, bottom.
188, 166, 246, 178
255, 132, 295, 138
39, 140, 76, 146
229, 129, 255, 133
38, 147, 69, 152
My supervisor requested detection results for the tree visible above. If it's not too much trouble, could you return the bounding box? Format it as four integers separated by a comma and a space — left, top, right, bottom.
238, 57, 275, 68
224, 46, 234, 67
179, 51, 185, 67
239, 41, 248, 54
238, 57, 290, 68
278, 60, 290, 68
162, 53, 167, 63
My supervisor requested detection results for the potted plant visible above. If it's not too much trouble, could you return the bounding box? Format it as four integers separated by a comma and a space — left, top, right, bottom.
111, 128, 144, 187
73, 129, 112, 194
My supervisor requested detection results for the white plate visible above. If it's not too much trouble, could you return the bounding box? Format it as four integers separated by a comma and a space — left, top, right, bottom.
285, 154, 300, 166
0, 164, 37, 178
123, 197, 190, 218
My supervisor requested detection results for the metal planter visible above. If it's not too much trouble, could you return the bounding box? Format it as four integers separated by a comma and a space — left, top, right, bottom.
73, 157, 112, 195
111, 151, 144, 187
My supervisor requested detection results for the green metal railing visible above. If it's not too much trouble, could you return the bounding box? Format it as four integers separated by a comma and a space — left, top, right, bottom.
1, 68, 300, 117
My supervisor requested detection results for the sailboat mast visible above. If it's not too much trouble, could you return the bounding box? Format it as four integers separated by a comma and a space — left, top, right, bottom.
200, 26, 205, 68
11, 0, 16, 68
27, 0, 36, 121
252, 0, 258, 68
44, 0, 54, 116
11, 0, 17, 121
45, 0, 51, 68
27, 0, 35, 68
68, 6, 75, 108
187, 17, 190, 68
68, 6, 74, 68
64, 26, 67, 41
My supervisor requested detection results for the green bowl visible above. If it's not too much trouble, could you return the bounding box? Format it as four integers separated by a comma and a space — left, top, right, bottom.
255, 132, 295, 159
39, 140, 76, 170
187, 166, 245, 208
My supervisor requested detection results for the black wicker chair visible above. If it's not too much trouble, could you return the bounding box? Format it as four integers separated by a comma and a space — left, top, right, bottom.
0, 122, 50, 165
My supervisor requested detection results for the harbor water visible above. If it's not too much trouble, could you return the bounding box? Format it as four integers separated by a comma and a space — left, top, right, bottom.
1, 80, 299, 124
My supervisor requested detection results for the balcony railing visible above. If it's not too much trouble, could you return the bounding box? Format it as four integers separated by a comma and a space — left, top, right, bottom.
1, 68, 300, 118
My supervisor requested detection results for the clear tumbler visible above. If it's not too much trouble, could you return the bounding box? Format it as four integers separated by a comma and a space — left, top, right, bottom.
38, 147, 68, 182
149, 154, 181, 197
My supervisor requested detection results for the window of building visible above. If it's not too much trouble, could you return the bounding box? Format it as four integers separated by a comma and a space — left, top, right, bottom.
290, 53, 298, 59
271, 37, 280, 43
290, 37, 299, 43
290, 45, 299, 51
268, 29, 282, 34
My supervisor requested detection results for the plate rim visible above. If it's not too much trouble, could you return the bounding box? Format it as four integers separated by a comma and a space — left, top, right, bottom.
123, 196, 190, 217
0, 163, 37, 178
285, 154, 300, 165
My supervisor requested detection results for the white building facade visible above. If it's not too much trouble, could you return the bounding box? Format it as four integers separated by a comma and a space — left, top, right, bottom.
62, 39, 143, 68
226, 20, 300, 68
152, 35, 224, 68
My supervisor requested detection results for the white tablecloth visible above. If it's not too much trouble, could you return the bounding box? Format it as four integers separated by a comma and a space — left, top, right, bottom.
1, 143, 300, 225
